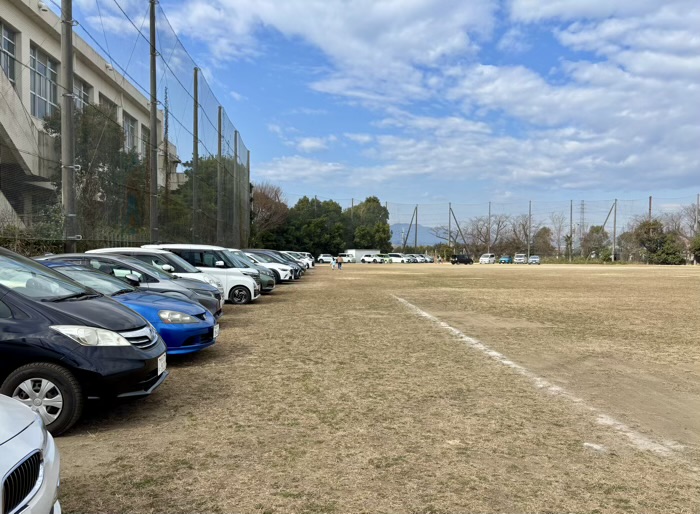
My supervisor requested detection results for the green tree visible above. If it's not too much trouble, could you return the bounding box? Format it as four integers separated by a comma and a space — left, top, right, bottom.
346, 197, 391, 251
532, 226, 555, 256
690, 234, 700, 262
582, 225, 610, 259
633, 219, 685, 264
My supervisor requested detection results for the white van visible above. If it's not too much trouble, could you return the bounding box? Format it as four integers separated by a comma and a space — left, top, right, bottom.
144, 244, 260, 304
479, 253, 496, 264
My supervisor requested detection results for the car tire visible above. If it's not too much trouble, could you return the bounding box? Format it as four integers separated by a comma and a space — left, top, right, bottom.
229, 286, 251, 304
271, 269, 281, 282
1, 363, 84, 436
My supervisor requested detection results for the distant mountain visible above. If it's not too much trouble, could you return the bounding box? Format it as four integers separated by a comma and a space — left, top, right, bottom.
390, 223, 443, 246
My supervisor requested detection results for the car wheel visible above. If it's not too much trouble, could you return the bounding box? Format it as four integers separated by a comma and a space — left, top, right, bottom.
229, 286, 251, 304
1, 363, 83, 436
271, 269, 281, 282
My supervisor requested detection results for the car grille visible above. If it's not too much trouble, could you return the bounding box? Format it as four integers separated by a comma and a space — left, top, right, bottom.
3, 451, 42, 514
120, 326, 159, 350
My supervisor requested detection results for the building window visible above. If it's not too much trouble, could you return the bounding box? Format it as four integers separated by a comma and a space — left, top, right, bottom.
140, 125, 150, 159
30, 46, 59, 119
123, 112, 137, 152
99, 93, 117, 119
1, 21, 16, 87
74, 78, 90, 110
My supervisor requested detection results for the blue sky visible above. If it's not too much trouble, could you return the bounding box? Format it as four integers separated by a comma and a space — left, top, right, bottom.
72, 0, 699, 211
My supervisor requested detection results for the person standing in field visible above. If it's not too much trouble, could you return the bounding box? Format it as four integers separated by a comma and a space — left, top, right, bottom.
337, 255, 343, 270
331, 256, 336, 270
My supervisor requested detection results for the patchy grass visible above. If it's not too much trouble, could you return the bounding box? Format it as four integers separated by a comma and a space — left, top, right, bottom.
57, 264, 700, 513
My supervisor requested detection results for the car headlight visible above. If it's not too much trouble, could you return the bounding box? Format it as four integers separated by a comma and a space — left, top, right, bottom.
51, 325, 131, 346
158, 310, 198, 324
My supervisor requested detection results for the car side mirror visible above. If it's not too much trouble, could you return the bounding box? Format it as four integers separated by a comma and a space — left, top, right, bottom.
124, 273, 141, 286
215, 260, 226, 268
161, 264, 175, 272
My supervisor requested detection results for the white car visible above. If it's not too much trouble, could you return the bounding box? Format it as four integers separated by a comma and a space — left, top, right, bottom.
361, 254, 385, 263
387, 253, 406, 263
86, 247, 224, 294
0, 394, 61, 514
244, 252, 294, 282
283, 251, 314, 269
317, 254, 333, 264
144, 244, 260, 304
337, 253, 356, 263
479, 253, 496, 264
514, 253, 527, 264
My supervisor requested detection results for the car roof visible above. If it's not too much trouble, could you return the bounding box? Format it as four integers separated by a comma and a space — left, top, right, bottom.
87, 247, 172, 254
41, 253, 157, 273
143, 244, 227, 251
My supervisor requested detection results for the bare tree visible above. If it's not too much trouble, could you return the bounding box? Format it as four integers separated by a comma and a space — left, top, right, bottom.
549, 211, 566, 257
251, 182, 288, 234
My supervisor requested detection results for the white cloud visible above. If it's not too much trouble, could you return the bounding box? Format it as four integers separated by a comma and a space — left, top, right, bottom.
256, 156, 346, 183
344, 133, 374, 144
497, 27, 531, 53
296, 136, 337, 153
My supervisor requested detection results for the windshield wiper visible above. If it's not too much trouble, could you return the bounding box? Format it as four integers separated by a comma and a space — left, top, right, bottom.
46, 292, 101, 302
111, 289, 133, 296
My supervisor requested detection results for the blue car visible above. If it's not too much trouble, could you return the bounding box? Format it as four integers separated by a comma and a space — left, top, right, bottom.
42, 262, 218, 355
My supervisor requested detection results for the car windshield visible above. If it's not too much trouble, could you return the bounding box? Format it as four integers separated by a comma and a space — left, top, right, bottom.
223, 250, 252, 268
53, 266, 136, 296
129, 252, 201, 273
118, 256, 173, 280
0, 253, 89, 301
248, 252, 274, 263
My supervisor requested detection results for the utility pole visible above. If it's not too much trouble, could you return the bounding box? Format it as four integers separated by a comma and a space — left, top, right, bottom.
487, 201, 491, 253
351, 198, 354, 222
216, 106, 223, 243
192, 67, 199, 242
414, 205, 418, 251
580, 200, 585, 257
569, 200, 573, 263
148, 0, 158, 242
60, 0, 76, 252
527, 200, 531, 259
648, 195, 652, 221
612, 199, 617, 263
448, 202, 452, 250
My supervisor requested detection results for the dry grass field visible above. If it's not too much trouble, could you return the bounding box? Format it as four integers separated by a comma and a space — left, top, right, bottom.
57, 263, 700, 513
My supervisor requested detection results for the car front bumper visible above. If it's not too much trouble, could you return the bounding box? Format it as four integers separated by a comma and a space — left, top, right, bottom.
153, 318, 217, 355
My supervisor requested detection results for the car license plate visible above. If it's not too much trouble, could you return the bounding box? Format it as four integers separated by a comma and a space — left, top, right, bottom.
213, 324, 220, 338
157, 353, 166, 376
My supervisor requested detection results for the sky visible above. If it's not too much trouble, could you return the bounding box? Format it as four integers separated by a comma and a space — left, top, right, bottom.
71, 0, 699, 214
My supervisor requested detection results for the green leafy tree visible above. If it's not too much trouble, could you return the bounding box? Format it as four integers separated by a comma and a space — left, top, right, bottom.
532, 226, 555, 256
633, 219, 685, 264
346, 197, 391, 251
690, 234, 700, 262
582, 225, 610, 259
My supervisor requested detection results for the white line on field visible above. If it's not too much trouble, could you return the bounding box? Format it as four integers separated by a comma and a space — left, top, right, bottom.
393, 295, 682, 457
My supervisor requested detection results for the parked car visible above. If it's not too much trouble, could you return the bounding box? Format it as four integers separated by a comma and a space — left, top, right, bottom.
246, 250, 303, 279
450, 254, 474, 265
43, 262, 218, 355
479, 253, 496, 264
143, 245, 261, 304
387, 253, 406, 263
0, 248, 168, 434
283, 251, 314, 269
337, 253, 356, 263
361, 254, 385, 263
420, 254, 435, 263
245, 252, 294, 282
317, 254, 333, 264
528, 255, 541, 265
499, 255, 513, 264
0, 395, 61, 512
227, 249, 276, 293
86, 247, 224, 294
262, 250, 307, 274
409, 254, 427, 263
514, 253, 527, 264
39, 253, 224, 316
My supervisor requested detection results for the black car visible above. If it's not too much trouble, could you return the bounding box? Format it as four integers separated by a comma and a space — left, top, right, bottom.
38, 253, 223, 318
450, 254, 474, 265
0, 247, 168, 435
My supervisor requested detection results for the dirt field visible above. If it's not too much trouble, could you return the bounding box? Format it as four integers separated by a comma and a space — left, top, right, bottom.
57, 264, 700, 513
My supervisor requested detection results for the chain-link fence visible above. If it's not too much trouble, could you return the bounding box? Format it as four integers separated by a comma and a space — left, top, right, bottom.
0, 0, 251, 254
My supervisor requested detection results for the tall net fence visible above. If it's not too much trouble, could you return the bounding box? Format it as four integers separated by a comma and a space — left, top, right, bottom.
0, 0, 251, 254
388, 195, 699, 259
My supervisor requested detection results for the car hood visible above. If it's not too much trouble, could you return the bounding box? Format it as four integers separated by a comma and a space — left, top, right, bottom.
170, 277, 217, 292
39, 295, 147, 331
0, 395, 35, 445
116, 291, 205, 315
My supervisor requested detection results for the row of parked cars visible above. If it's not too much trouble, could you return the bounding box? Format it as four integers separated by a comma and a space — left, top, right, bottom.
317, 252, 435, 264
0, 244, 317, 513
451, 253, 542, 265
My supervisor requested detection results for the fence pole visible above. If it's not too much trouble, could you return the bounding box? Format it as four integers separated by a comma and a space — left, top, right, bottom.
448, 202, 452, 250
60, 0, 77, 252
216, 106, 223, 243
649, 195, 652, 221
527, 200, 532, 259
233, 130, 238, 246
612, 199, 617, 262
192, 67, 199, 243
149, 0, 158, 243
569, 200, 573, 262
414, 205, 418, 250
487, 201, 491, 253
